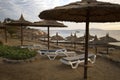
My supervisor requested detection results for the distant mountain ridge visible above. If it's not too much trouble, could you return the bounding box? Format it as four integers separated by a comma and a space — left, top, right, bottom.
48, 28, 104, 33
89, 28, 104, 31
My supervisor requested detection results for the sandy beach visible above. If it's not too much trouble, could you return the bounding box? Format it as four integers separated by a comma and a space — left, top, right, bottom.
1, 0, 120, 80
0, 38, 120, 80
0, 54, 119, 80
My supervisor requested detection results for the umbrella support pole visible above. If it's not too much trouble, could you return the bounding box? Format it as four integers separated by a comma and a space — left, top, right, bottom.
95, 46, 98, 54
84, 8, 90, 80
48, 27, 50, 50
56, 40, 58, 46
21, 26, 23, 45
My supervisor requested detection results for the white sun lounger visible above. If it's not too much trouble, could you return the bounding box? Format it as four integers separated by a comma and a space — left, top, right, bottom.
37, 49, 76, 60
37, 49, 67, 55
60, 53, 96, 69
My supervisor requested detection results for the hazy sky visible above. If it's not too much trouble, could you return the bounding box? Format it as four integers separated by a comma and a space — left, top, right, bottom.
0, 0, 120, 30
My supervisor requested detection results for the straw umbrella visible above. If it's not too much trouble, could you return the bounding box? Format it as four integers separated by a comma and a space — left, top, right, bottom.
100, 33, 118, 43
31, 20, 67, 49
77, 33, 95, 43
51, 32, 64, 46
83, 33, 95, 41
66, 33, 73, 45
66, 33, 73, 40
5, 14, 32, 45
66, 32, 78, 49
91, 35, 101, 54
39, 0, 120, 79
100, 33, 118, 54
73, 32, 78, 50
0, 21, 7, 43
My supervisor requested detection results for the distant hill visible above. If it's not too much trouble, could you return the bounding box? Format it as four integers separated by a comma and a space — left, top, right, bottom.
89, 28, 104, 31
48, 28, 104, 34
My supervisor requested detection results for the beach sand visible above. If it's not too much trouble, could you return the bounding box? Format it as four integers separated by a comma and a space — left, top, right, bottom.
0, 55, 119, 80
0, 38, 120, 80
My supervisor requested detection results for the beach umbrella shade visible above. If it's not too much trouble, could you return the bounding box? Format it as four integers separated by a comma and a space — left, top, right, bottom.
5, 14, 32, 45
65, 33, 73, 41
91, 35, 101, 54
99, 33, 118, 54
93, 35, 99, 43
66, 33, 77, 42
77, 33, 95, 43
67, 32, 78, 50
39, 0, 120, 79
30, 20, 67, 49
93, 35, 98, 54
0, 21, 7, 43
65, 33, 74, 47
100, 33, 118, 43
66, 33, 78, 48
51, 32, 64, 46
73, 33, 78, 49
84, 33, 95, 40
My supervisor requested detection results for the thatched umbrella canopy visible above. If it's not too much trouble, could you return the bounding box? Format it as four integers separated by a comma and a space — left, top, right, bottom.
73, 32, 78, 50
51, 32, 64, 45
31, 20, 67, 49
5, 14, 32, 45
90, 35, 102, 54
66, 33, 73, 41
100, 33, 118, 43
78, 33, 95, 43
39, 0, 120, 79
92, 35, 98, 53
66, 33, 77, 42
84, 33, 95, 40
66, 32, 78, 50
92, 35, 99, 44
77, 36, 85, 42
0, 21, 7, 43
99, 33, 118, 54
51, 32, 64, 40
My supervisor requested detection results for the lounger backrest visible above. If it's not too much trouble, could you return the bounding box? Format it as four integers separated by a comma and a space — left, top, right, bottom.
62, 53, 95, 61
55, 49, 67, 54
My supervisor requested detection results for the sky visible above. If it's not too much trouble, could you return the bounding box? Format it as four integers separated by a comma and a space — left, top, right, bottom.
0, 0, 120, 30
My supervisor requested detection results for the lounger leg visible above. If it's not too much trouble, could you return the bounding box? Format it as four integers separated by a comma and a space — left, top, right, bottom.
70, 61, 80, 69
88, 55, 96, 63
47, 55, 57, 60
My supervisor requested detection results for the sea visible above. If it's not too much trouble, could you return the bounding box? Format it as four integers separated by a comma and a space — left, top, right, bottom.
49, 30, 120, 41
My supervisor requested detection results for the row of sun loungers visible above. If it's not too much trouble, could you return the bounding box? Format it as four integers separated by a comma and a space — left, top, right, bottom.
37, 49, 76, 60
37, 49, 96, 69
20, 45, 96, 69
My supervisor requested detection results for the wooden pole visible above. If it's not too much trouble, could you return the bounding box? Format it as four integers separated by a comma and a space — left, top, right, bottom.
57, 39, 58, 46
106, 45, 109, 54
48, 27, 50, 50
95, 46, 98, 54
84, 7, 90, 80
56, 32, 58, 46
21, 26, 23, 45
